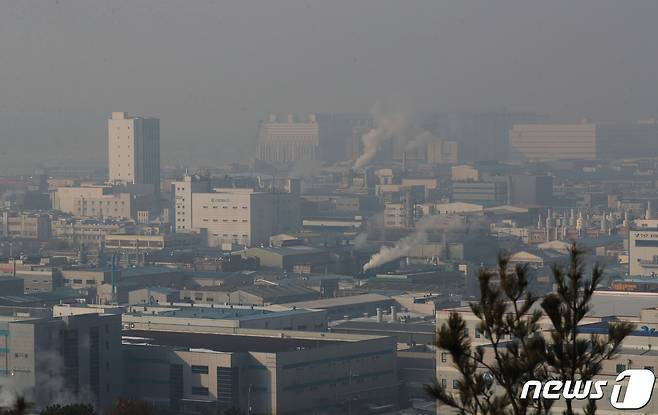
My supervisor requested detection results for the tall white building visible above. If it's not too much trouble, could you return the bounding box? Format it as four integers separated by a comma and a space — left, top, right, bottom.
108, 112, 160, 191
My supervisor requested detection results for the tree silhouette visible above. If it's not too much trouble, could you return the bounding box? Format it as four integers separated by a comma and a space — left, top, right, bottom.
425, 244, 634, 415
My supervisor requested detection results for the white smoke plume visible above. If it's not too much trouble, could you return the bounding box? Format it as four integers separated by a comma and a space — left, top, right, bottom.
0, 377, 20, 409
354, 103, 407, 170
353, 103, 439, 170
0, 344, 91, 410
353, 233, 369, 249
363, 214, 442, 271
362, 213, 486, 271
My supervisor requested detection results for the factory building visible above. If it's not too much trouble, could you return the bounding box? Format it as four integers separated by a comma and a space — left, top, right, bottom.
172, 175, 300, 247
0, 313, 122, 409
121, 326, 398, 415
629, 228, 658, 276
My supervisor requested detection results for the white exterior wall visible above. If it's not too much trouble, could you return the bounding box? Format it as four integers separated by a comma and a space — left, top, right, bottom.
257, 116, 320, 163
53, 187, 132, 218
629, 229, 658, 276
108, 112, 160, 190
509, 124, 597, 161
192, 190, 257, 247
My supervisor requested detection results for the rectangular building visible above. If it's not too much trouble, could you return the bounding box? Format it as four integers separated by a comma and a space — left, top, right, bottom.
509, 123, 597, 161
108, 112, 160, 192
629, 229, 658, 276
121, 326, 398, 415
0, 211, 51, 241
172, 176, 300, 247
451, 181, 508, 205
257, 114, 320, 164
0, 313, 122, 409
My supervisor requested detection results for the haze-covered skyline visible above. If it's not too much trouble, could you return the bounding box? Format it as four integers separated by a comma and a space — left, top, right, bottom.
1, 0, 658, 171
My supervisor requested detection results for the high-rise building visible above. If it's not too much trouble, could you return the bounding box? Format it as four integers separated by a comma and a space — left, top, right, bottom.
509, 123, 597, 161
420, 111, 543, 162
257, 113, 373, 164
510, 121, 658, 161
508, 174, 554, 206
595, 120, 658, 160
107, 112, 160, 192
427, 140, 460, 164
315, 112, 373, 162
257, 114, 320, 164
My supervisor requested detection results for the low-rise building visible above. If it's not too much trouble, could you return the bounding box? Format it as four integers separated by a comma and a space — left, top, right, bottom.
104, 233, 201, 252
242, 246, 332, 273
0, 276, 24, 296
180, 284, 320, 306
0, 211, 51, 241
51, 218, 133, 247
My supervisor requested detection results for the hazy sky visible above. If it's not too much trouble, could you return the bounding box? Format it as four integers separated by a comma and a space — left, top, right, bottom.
1, 0, 658, 170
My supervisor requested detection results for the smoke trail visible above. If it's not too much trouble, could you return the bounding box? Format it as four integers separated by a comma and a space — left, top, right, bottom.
354, 103, 407, 170
0, 377, 20, 409
363, 215, 442, 271
353, 103, 439, 170
362, 213, 486, 271
353, 233, 369, 249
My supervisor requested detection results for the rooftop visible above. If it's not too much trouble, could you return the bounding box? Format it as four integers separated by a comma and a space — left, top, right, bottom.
246, 245, 329, 256
123, 329, 343, 353
283, 293, 393, 309
126, 304, 313, 321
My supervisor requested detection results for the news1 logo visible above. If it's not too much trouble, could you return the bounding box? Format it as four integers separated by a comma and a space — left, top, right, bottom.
520, 369, 655, 410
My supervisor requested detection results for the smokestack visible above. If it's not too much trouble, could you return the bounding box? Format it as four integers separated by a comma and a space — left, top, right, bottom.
376, 307, 383, 323
647, 201, 653, 220
390, 305, 397, 322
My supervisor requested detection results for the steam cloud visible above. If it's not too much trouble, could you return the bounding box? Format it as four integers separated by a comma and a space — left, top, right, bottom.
362, 214, 485, 271
353, 233, 369, 249
0, 344, 89, 410
363, 214, 442, 271
353, 103, 439, 170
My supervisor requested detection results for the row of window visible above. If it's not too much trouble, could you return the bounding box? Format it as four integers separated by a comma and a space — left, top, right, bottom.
201, 206, 248, 210
202, 219, 248, 223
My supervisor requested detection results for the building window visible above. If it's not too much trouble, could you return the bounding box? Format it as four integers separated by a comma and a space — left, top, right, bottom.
191, 365, 209, 374
441, 379, 447, 388
475, 329, 481, 338
453, 379, 459, 389
440, 353, 447, 363
616, 364, 626, 374
191, 386, 209, 396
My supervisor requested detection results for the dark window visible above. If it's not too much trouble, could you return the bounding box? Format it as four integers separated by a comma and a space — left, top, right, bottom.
217, 367, 239, 409
191, 386, 209, 396
635, 240, 658, 247
89, 327, 100, 400
191, 365, 209, 374
170, 364, 183, 410
616, 364, 626, 374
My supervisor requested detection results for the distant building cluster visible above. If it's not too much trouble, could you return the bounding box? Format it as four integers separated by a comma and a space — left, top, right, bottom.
3, 108, 658, 412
